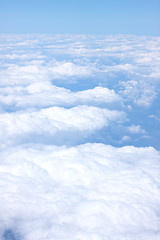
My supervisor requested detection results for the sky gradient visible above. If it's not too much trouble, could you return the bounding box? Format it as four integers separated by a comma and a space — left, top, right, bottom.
0, 0, 160, 35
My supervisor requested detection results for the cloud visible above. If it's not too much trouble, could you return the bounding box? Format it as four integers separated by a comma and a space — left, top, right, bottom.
127, 125, 147, 134
0, 60, 94, 87
119, 80, 158, 107
0, 83, 121, 111
0, 143, 160, 239
0, 105, 125, 146
0, 33, 160, 148
120, 135, 131, 142
0, 34, 160, 240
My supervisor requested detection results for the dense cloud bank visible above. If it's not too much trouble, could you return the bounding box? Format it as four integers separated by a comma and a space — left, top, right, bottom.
0, 143, 160, 240
0, 34, 160, 148
0, 34, 160, 239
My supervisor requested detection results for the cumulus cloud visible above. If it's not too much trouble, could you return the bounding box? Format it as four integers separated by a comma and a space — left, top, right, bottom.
119, 80, 158, 107
0, 105, 125, 146
127, 124, 147, 134
0, 83, 121, 111
0, 143, 160, 240
0, 34, 159, 145
0, 60, 93, 87
0, 34, 160, 240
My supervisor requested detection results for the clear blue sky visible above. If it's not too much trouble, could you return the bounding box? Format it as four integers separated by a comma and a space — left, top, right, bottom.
0, 0, 159, 35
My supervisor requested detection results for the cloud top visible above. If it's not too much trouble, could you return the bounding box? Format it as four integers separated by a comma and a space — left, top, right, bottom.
0, 143, 160, 240
0, 34, 160, 240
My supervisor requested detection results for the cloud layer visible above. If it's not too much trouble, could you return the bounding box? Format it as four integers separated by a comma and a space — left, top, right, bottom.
0, 34, 160, 240
0, 143, 160, 240
0, 34, 160, 148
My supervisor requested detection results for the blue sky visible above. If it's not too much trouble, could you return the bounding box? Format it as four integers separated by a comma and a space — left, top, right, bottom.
0, 0, 159, 35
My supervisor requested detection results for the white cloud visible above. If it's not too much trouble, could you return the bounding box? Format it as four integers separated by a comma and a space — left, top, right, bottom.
1, 34, 160, 109
76, 86, 121, 104
119, 80, 158, 107
149, 115, 160, 121
0, 105, 125, 146
127, 125, 147, 134
0, 34, 160, 240
0, 83, 121, 111
51, 61, 92, 77
120, 135, 131, 142
0, 60, 94, 87
0, 143, 160, 239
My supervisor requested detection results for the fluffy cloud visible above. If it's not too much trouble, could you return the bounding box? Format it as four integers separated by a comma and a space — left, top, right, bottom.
0, 34, 159, 148
0, 105, 125, 146
0, 143, 160, 240
127, 124, 147, 134
119, 80, 158, 107
0, 83, 121, 111
0, 34, 160, 240
0, 60, 93, 87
